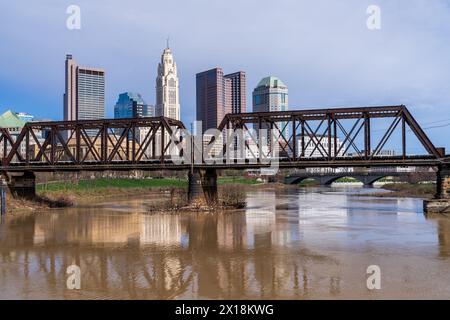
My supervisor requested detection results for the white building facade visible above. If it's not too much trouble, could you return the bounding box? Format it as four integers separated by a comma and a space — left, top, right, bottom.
294, 135, 344, 158
156, 46, 180, 120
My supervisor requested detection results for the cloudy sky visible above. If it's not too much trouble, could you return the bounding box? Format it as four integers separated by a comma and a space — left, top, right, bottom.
1, 0, 450, 150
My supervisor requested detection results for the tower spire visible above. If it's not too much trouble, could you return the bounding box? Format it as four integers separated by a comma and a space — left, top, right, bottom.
166, 37, 170, 49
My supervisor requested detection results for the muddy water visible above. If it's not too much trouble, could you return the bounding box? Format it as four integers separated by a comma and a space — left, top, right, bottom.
1, 186, 450, 300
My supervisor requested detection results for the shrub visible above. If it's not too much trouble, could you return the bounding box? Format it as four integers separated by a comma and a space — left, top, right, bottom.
220, 184, 246, 209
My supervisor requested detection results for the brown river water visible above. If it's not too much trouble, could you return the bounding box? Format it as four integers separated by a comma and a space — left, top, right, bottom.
1, 186, 450, 300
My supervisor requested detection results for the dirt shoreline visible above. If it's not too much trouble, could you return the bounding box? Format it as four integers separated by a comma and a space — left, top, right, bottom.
355, 183, 436, 199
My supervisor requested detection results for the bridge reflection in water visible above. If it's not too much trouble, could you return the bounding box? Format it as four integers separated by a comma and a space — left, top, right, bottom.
1, 188, 450, 299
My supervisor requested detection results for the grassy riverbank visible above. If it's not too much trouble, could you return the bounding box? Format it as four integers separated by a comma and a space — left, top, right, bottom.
353, 183, 436, 199
218, 177, 262, 185
38, 177, 188, 192
36, 178, 189, 206
36, 178, 435, 201
38, 176, 262, 192
7, 177, 263, 213
34, 177, 262, 205
379, 183, 436, 198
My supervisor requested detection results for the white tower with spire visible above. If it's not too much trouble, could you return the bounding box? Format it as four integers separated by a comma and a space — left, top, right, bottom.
156, 40, 180, 120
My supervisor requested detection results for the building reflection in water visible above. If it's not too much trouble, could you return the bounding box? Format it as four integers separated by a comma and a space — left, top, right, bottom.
2, 187, 445, 299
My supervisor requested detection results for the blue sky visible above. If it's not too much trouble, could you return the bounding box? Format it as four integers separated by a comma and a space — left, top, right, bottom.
1, 0, 450, 150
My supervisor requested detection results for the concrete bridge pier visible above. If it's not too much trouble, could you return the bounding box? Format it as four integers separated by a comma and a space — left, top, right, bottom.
7, 171, 36, 200
0, 178, 6, 215
188, 168, 218, 207
424, 165, 450, 214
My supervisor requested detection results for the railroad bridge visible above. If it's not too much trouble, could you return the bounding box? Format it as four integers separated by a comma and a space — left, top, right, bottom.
0, 105, 449, 213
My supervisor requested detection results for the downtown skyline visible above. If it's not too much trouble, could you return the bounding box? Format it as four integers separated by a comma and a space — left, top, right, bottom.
1, 0, 450, 152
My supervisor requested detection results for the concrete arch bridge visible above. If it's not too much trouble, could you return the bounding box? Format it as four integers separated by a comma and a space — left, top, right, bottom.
285, 171, 403, 187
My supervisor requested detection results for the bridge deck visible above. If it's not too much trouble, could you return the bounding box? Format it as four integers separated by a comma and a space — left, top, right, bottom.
1, 156, 443, 172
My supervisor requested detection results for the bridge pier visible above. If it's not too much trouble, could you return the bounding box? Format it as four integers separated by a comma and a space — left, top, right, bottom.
0, 178, 6, 215
424, 165, 450, 214
7, 171, 36, 200
188, 168, 218, 207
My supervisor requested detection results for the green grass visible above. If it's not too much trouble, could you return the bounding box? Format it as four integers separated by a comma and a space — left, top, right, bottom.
218, 177, 261, 185
334, 177, 359, 183
37, 176, 261, 193
298, 179, 319, 187
37, 178, 188, 192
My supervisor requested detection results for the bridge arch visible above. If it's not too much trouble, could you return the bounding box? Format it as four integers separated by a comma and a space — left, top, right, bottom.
357, 175, 392, 186
286, 176, 318, 185
322, 175, 355, 186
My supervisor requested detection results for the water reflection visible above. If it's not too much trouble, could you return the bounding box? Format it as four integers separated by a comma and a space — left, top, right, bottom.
1, 187, 450, 299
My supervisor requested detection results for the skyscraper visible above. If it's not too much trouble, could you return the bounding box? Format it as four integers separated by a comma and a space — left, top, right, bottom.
224, 71, 246, 114
196, 68, 232, 133
252, 76, 289, 140
64, 54, 105, 122
114, 92, 155, 119
156, 45, 180, 120
114, 93, 155, 151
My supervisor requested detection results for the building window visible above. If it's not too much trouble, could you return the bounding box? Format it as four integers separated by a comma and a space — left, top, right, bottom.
254, 95, 262, 105
169, 90, 176, 104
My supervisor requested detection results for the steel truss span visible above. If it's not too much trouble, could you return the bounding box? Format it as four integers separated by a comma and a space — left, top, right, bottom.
0, 105, 447, 172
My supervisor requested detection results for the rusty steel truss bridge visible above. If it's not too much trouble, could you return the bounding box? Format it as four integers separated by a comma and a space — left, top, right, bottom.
0, 105, 449, 211
0, 105, 448, 172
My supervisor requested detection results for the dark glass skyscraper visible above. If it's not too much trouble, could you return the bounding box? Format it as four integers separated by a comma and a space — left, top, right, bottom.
196, 68, 231, 133
196, 68, 246, 133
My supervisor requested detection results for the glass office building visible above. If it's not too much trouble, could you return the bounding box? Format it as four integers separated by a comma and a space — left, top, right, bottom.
77, 68, 105, 121
64, 54, 105, 122
114, 92, 154, 119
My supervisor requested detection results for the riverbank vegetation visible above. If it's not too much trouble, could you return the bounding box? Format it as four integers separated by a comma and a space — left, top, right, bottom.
145, 183, 247, 213
37, 176, 261, 193
352, 183, 436, 199
6, 193, 74, 215
218, 177, 262, 185
378, 183, 435, 198
36, 178, 189, 205
38, 177, 188, 192
9, 176, 258, 213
